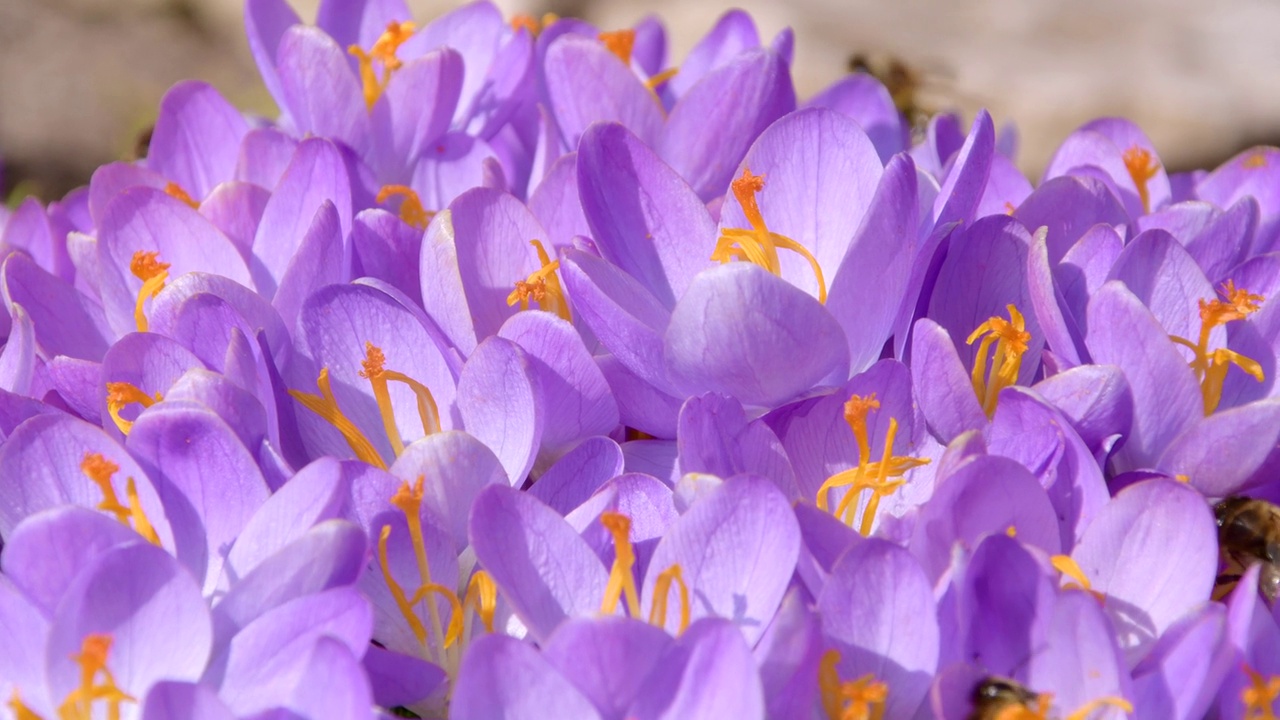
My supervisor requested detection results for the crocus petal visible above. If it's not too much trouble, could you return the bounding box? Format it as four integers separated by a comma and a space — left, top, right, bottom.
148, 272, 291, 368
1198, 146, 1280, 254
1014, 175, 1129, 264
98, 188, 252, 336
224, 457, 353, 580
142, 681, 236, 720
660, 49, 795, 201
641, 474, 799, 644
295, 282, 458, 464
1085, 281, 1201, 472
754, 588, 823, 720
677, 392, 798, 500
1071, 479, 1216, 666
315, 0, 410, 55
718, 108, 883, 301
927, 215, 1043, 385
577, 122, 716, 308
0, 303, 34, 394
46, 543, 211, 706
827, 153, 919, 373
275, 26, 370, 155
819, 539, 939, 719
199, 181, 270, 258
0, 414, 176, 549
217, 588, 373, 715
1026, 226, 1087, 368
543, 617, 673, 720
667, 9, 759, 97
148, 81, 250, 200
910, 318, 987, 443
1024, 591, 1131, 717
498, 310, 620, 452
235, 128, 299, 189
1, 253, 110, 361
276, 203, 348, 336
452, 633, 603, 720
1056, 223, 1125, 339
1156, 398, 1280, 496
544, 35, 664, 151
909, 455, 1060, 582
126, 404, 270, 594
251, 137, 352, 297
211, 519, 367, 644
243, 0, 301, 120
599, 356, 683, 439
986, 388, 1110, 548
664, 263, 848, 408
378, 431, 505, 552
371, 48, 464, 183
805, 75, 905, 162
956, 534, 1057, 675
352, 209, 424, 305
931, 109, 994, 229
469, 485, 608, 643
2, 506, 140, 616
444, 187, 550, 340
1107, 229, 1217, 343
362, 644, 447, 710
528, 435, 625, 515
457, 336, 543, 485
529, 153, 591, 250
1130, 604, 1232, 720
626, 618, 765, 720
1032, 364, 1133, 457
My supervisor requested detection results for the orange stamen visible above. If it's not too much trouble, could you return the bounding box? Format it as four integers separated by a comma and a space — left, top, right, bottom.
1122, 145, 1160, 214
129, 250, 170, 332
967, 304, 1031, 417
376, 185, 433, 229
1168, 281, 1265, 415
348, 21, 418, 110
105, 381, 161, 436
507, 240, 572, 322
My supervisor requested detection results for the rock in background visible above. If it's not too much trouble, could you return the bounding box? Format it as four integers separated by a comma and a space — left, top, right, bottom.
3, 0, 1279, 199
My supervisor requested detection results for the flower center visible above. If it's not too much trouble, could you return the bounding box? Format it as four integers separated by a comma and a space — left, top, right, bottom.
1168, 281, 1265, 415
966, 304, 1031, 417
9, 634, 139, 720
163, 181, 199, 208
599, 29, 635, 65
1122, 145, 1160, 214
81, 452, 161, 547
599, 510, 690, 634
348, 20, 417, 111
289, 342, 441, 468
819, 649, 888, 720
105, 381, 161, 436
816, 394, 930, 536
1244, 664, 1280, 720
510, 12, 558, 36
129, 250, 170, 333
376, 185, 433, 230
507, 239, 572, 323
711, 168, 827, 303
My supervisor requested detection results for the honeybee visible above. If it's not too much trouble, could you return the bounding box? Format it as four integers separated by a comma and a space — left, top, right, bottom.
1215, 496, 1280, 603
846, 52, 938, 131
968, 676, 1041, 720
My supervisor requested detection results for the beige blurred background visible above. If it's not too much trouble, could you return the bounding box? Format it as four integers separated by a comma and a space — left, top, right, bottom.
4, 0, 1280, 200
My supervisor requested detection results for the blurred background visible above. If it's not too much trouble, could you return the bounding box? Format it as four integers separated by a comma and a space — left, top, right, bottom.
4, 0, 1280, 201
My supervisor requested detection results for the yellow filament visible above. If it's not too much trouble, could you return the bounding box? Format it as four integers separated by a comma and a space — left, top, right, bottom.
7, 691, 41, 720
163, 182, 199, 209
966, 304, 1031, 417
818, 649, 888, 720
105, 382, 160, 437
289, 368, 387, 470
1122, 145, 1160, 214
1244, 664, 1280, 720
981, 689, 1133, 720
816, 396, 930, 536
1168, 281, 1265, 415
711, 168, 827, 303
599, 30, 635, 64
359, 342, 442, 458
1050, 555, 1106, 604
377, 524, 429, 648
57, 634, 135, 720
390, 478, 449, 658
648, 564, 690, 634
81, 454, 161, 547
646, 68, 679, 92
376, 185, 433, 229
462, 570, 498, 634
507, 240, 572, 323
406, 582, 464, 649
599, 511, 642, 617
129, 250, 170, 333
348, 21, 417, 110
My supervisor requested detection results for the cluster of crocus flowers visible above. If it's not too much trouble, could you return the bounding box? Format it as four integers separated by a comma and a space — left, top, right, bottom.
3, 0, 1280, 718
